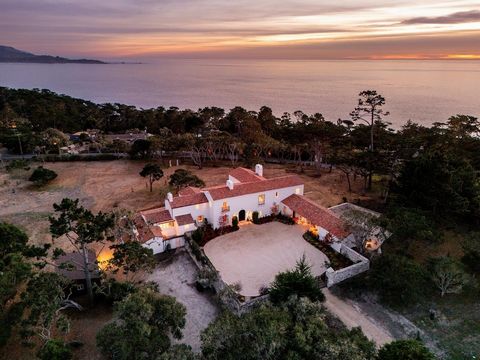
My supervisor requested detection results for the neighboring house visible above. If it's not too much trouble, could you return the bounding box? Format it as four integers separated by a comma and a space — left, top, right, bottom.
104, 131, 151, 144
59, 144, 80, 155
55, 251, 101, 295
68, 130, 98, 142
134, 164, 355, 254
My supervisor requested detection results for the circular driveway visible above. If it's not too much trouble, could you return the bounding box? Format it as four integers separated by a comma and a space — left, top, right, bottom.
204, 222, 329, 297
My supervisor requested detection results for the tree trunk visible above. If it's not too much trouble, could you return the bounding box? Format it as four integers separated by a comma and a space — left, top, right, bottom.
368, 169, 373, 190
82, 244, 94, 304
346, 173, 352, 193
149, 175, 153, 192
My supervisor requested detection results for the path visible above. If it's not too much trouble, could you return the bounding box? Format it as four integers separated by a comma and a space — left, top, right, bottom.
323, 289, 394, 346
146, 250, 219, 352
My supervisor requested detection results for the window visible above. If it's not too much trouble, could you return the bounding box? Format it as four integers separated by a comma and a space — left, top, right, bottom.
159, 221, 175, 229
258, 194, 265, 205
76, 283, 85, 291
275, 191, 279, 198
222, 201, 230, 212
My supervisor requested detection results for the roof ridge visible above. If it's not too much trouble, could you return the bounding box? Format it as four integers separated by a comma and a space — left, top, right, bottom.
140, 207, 167, 214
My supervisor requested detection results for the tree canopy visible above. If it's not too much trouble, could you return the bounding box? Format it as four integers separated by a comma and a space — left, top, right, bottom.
201, 298, 375, 360
377, 339, 435, 360
96, 287, 187, 360
139, 163, 164, 192
269, 255, 325, 304
169, 169, 205, 192
49, 198, 115, 302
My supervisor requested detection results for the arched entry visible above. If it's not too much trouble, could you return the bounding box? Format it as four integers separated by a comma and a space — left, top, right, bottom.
238, 210, 246, 221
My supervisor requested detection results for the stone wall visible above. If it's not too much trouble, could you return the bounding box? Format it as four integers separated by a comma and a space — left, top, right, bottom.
325, 243, 369, 287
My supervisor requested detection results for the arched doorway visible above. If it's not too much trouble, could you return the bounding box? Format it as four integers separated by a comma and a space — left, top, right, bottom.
238, 209, 246, 221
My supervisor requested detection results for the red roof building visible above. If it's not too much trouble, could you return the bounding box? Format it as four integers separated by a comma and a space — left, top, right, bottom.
282, 194, 350, 239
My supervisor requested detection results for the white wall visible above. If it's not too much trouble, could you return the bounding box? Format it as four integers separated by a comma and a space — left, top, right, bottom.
171, 202, 213, 227
143, 236, 186, 254
176, 223, 197, 236
210, 185, 304, 228
143, 237, 164, 254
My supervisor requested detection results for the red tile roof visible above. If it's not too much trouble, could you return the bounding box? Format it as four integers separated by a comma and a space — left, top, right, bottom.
229, 167, 264, 183
133, 214, 155, 243
178, 186, 201, 196
207, 175, 303, 200
175, 214, 195, 226
140, 208, 173, 224
282, 194, 350, 239
150, 226, 164, 237
170, 192, 209, 209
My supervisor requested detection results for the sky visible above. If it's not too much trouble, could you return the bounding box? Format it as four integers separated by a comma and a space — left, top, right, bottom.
1, 0, 479, 60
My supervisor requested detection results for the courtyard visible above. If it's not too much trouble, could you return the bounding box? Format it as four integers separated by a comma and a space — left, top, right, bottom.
203, 222, 330, 297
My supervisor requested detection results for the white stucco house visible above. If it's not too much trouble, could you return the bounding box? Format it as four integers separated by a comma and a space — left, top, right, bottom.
134, 164, 353, 254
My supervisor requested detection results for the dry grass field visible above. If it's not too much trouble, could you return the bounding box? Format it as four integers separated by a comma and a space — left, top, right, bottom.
0, 160, 372, 249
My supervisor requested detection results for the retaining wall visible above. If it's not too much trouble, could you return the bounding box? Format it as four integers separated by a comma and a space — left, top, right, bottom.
325, 243, 369, 287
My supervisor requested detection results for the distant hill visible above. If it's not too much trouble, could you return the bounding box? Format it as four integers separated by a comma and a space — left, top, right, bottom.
0, 45, 106, 64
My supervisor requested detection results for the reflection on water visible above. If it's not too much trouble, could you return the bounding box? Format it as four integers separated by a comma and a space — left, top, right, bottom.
0, 59, 479, 128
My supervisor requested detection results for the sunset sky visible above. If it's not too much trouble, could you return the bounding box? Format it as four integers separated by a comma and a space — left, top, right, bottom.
1, 0, 479, 60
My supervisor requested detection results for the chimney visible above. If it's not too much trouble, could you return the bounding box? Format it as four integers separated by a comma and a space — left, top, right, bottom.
167, 192, 173, 202
226, 179, 234, 190
255, 164, 263, 177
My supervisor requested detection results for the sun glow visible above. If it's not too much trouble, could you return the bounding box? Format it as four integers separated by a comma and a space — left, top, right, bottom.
444, 54, 480, 59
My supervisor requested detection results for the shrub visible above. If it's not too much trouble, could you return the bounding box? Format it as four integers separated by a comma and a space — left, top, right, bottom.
275, 213, 295, 225
252, 211, 259, 224
6, 159, 30, 171
196, 268, 218, 291
232, 216, 239, 230
304, 230, 319, 241
37, 339, 73, 360
191, 227, 204, 245
302, 231, 352, 270
378, 339, 435, 360
29, 166, 58, 185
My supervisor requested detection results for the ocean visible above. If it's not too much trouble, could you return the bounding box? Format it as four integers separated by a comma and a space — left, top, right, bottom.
0, 59, 479, 128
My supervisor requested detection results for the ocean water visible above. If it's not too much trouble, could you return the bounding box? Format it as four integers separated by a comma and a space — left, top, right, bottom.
0, 59, 479, 128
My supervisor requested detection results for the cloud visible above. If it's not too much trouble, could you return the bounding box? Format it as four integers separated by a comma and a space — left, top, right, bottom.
1, 0, 479, 59
402, 10, 480, 24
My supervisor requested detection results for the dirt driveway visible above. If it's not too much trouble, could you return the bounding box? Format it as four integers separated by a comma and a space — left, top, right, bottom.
146, 250, 219, 352
323, 289, 394, 346
204, 222, 329, 297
